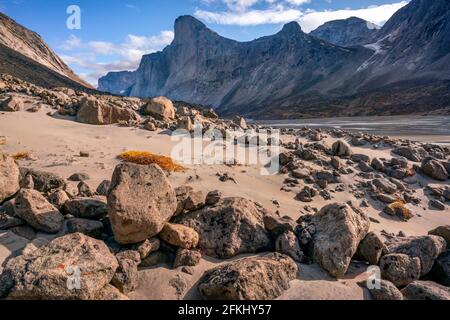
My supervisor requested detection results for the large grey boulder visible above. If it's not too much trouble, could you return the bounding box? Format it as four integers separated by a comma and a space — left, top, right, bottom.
379, 253, 422, 287
77, 96, 139, 125
143, 96, 175, 120
331, 140, 353, 157
311, 203, 370, 277
108, 163, 177, 244
384, 235, 446, 275
14, 189, 64, 234
0, 154, 20, 203
421, 158, 449, 181
393, 146, 428, 162
174, 197, 271, 259
401, 281, 450, 300
0, 233, 118, 300
198, 253, 298, 300
19, 168, 66, 193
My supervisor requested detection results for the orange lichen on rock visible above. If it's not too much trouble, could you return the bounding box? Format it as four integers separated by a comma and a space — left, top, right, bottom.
11, 151, 30, 161
117, 151, 185, 172
0, 136, 6, 145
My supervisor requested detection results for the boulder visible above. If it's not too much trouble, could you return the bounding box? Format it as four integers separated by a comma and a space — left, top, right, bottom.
401, 281, 450, 300
421, 158, 449, 181
311, 203, 370, 277
429, 226, 450, 248
108, 163, 177, 244
198, 253, 298, 300
430, 250, 450, 287
0, 154, 20, 203
373, 178, 397, 194
275, 231, 303, 263
363, 280, 404, 300
19, 168, 66, 193
174, 197, 271, 259
177, 116, 193, 131
263, 213, 296, 237
356, 232, 385, 265
63, 197, 107, 220
384, 235, 446, 275
0, 233, 118, 299
14, 189, 64, 234
133, 238, 160, 260
1, 96, 23, 112
68, 173, 90, 182
96, 180, 111, 196
379, 253, 422, 287
331, 140, 353, 157
66, 218, 104, 238
111, 252, 139, 294
77, 96, 139, 125
159, 223, 199, 249
48, 190, 70, 209
144, 96, 175, 120
173, 249, 202, 268
95, 284, 129, 300
393, 146, 428, 162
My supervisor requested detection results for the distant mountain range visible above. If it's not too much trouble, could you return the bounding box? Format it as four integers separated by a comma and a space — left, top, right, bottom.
98, 0, 450, 118
0, 12, 92, 90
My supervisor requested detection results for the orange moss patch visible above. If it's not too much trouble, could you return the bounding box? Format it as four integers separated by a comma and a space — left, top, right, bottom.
117, 151, 185, 172
11, 151, 30, 161
0, 137, 6, 145
385, 201, 413, 221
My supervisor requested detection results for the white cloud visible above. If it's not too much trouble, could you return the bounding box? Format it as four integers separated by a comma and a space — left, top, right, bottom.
195, 1, 409, 32
58, 30, 174, 86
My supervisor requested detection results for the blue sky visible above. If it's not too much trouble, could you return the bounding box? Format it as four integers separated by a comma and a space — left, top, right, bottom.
0, 0, 409, 86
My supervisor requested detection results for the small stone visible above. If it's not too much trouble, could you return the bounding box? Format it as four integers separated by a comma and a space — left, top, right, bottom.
173, 248, 202, 268
68, 173, 90, 182
159, 223, 199, 249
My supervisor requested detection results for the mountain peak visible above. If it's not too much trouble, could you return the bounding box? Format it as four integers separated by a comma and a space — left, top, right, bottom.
281, 21, 302, 34
173, 15, 213, 43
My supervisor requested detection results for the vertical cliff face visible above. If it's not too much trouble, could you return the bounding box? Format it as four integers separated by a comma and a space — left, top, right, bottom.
0, 12, 91, 88
98, 71, 136, 95
310, 17, 379, 47
98, 0, 450, 118
126, 16, 370, 111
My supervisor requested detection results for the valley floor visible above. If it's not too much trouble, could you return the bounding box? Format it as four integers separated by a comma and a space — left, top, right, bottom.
1, 106, 449, 300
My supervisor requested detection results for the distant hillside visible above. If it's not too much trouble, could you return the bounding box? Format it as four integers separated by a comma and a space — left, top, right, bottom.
0, 42, 96, 92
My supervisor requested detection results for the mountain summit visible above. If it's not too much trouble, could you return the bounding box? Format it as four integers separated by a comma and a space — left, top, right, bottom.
99, 0, 450, 118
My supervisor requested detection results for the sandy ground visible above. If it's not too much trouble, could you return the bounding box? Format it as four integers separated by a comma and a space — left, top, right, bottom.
1, 107, 449, 300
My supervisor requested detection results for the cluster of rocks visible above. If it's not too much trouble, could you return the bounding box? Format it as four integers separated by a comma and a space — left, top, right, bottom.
358, 227, 450, 300
1, 73, 251, 134
2, 150, 450, 300
277, 127, 449, 220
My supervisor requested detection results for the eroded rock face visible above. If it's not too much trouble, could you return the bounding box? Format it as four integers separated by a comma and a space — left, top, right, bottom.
311, 203, 370, 277
356, 232, 385, 265
0, 154, 20, 203
14, 189, 64, 234
174, 197, 271, 259
108, 163, 177, 244
77, 96, 139, 125
275, 231, 303, 263
198, 253, 298, 300
401, 281, 450, 300
0, 233, 118, 300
